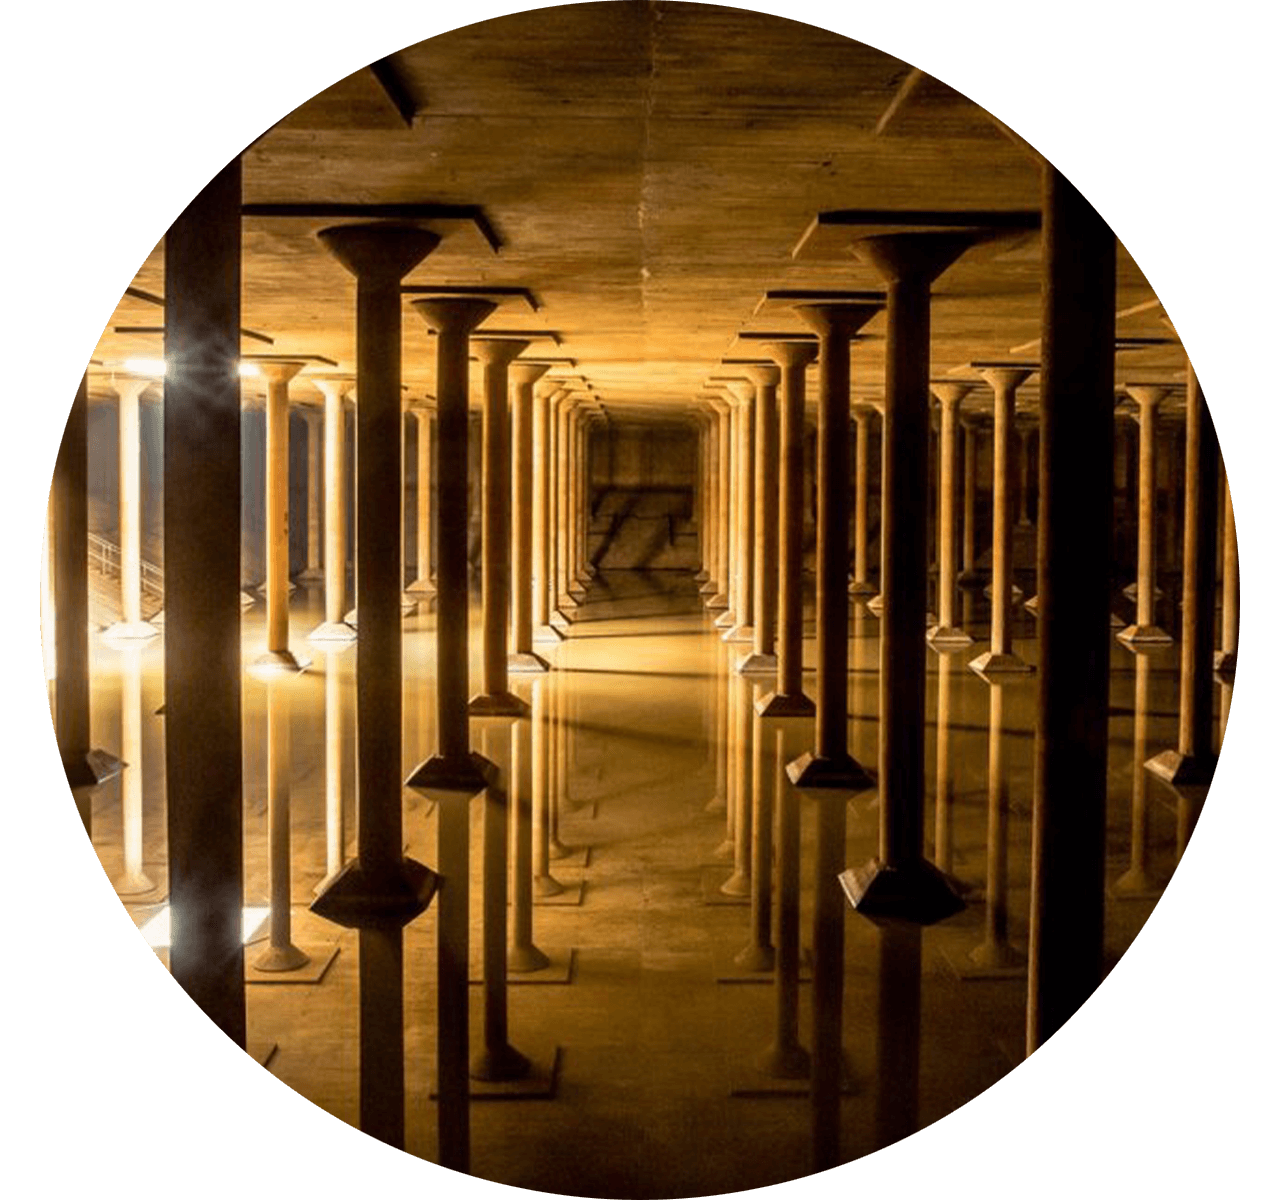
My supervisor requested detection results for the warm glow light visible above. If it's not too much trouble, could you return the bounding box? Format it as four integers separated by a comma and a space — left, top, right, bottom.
138, 905, 270, 949
118, 358, 262, 379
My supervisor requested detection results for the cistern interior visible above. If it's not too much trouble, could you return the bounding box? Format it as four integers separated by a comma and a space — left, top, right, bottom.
38, 3, 1242, 1196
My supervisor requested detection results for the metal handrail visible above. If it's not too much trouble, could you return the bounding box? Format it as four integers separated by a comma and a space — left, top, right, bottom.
88, 531, 164, 601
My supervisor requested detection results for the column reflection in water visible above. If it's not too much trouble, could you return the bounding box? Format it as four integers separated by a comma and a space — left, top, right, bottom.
531, 673, 563, 896
721, 670, 753, 896
509, 701, 549, 971
714, 644, 737, 860
1113, 648, 1166, 898
320, 646, 350, 885
931, 650, 956, 880
549, 664, 572, 859
736, 683, 774, 969
809, 784, 848, 1171
112, 644, 154, 895
704, 634, 727, 813
873, 921, 923, 1151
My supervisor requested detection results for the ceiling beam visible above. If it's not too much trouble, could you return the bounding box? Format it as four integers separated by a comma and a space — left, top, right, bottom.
368, 56, 418, 128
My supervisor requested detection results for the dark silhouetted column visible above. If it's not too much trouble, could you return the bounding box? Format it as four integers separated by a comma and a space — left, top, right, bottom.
739, 364, 780, 674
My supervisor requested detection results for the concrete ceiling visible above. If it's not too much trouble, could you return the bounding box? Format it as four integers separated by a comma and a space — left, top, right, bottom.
88, 1, 1182, 411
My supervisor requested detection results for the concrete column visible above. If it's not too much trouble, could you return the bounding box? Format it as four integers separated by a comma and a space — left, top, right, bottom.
555, 395, 580, 615
927, 383, 974, 647
112, 646, 153, 895
932, 651, 956, 877
310, 225, 443, 1152
163, 158, 247, 1047
468, 338, 531, 715
320, 645, 349, 882
531, 674, 564, 896
533, 384, 567, 643
735, 686, 775, 967
1016, 422, 1035, 528
104, 377, 159, 641
707, 399, 732, 610
957, 414, 982, 587
849, 404, 876, 595
697, 410, 717, 594
407, 407, 436, 595
1113, 648, 1164, 897
786, 302, 881, 791
298, 408, 324, 582
509, 711, 550, 970
720, 674, 754, 896
694, 413, 711, 583
1118, 385, 1174, 644
1146, 362, 1220, 787
575, 412, 596, 584
1217, 480, 1239, 678
508, 361, 552, 671
739, 364, 780, 673
255, 360, 307, 670
722, 383, 756, 642
969, 368, 1034, 674
758, 342, 818, 716
841, 232, 979, 924
309, 379, 356, 641
1027, 167, 1116, 1055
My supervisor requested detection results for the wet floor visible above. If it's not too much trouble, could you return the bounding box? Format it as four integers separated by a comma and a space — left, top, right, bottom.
80, 569, 1216, 1197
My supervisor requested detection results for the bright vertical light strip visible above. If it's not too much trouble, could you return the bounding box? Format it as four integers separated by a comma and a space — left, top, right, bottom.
137, 905, 271, 949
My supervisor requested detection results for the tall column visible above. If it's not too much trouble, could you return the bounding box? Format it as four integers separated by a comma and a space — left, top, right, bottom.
706, 398, 732, 610
404, 293, 500, 1175
104, 377, 159, 642
722, 383, 756, 642
310, 224, 442, 1150
957, 413, 983, 587
163, 158, 247, 1046
254, 360, 307, 669
694, 413, 711, 583
849, 403, 876, 595
757, 341, 817, 716
1217, 480, 1238, 678
739, 364, 780, 673
575, 411, 597, 583
970, 367, 1035, 674
1027, 167, 1116, 1054
1113, 647, 1163, 897
533, 383, 566, 644
785, 303, 879, 790
407, 406, 436, 595
468, 338, 531, 715
309, 379, 356, 641
1146, 362, 1220, 787
298, 407, 324, 582
112, 646, 154, 896
555, 395, 581, 617
509, 361, 552, 671
842, 231, 983, 924
927, 382, 974, 647
1118, 385, 1173, 644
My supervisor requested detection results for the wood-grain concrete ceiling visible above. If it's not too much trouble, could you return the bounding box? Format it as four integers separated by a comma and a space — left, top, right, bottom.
88, 1, 1182, 411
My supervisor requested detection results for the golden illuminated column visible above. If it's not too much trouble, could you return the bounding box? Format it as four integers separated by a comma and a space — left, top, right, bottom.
957, 412, 983, 587
564, 404, 587, 601
555, 393, 581, 617
719, 383, 755, 641
298, 407, 324, 583
970, 366, 1035, 674
112, 645, 154, 896
533, 383, 567, 644
849, 402, 877, 595
470, 337, 532, 715
1118, 385, 1174, 645
532, 671, 565, 895
509, 698, 550, 968
927, 382, 974, 648
574, 409, 597, 586
786, 302, 880, 790
510, 361, 552, 671
705, 398, 732, 610
309, 378, 356, 642
1146, 361, 1220, 787
932, 651, 957, 877
694, 412, 712, 584
739, 364, 780, 674
757, 340, 817, 717
255, 360, 308, 669
407, 405, 436, 595
1217, 480, 1238, 678
104, 376, 159, 642
734, 682, 774, 967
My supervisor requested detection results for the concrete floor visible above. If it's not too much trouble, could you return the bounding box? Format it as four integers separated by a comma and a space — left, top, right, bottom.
82, 568, 1209, 1197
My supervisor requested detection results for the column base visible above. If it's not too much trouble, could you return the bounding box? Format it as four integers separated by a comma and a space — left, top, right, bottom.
1111, 865, 1167, 900
470, 1042, 532, 1084
309, 619, 357, 643
111, 869, 158, 897
864, 594, 883, 615
942, 939, 1027, 980
468, 692, 530, 718
1123, 581, 1164, 602
508, 651, 551, 674
248, 649, 310, 680
150, 609, 165, 627
848, 579, 877, 596
786, 751, 875, 794
251, 942, 312, 973
1022, 594, 1040, 614
508, 943, 552, 973
558, 593, 581, 612
956, 570, 985, 589
534, 624, 566, 645
733, 942, 776, 973
550, 610, 572, 630
1214, 650, 1237, 678
240, 590, 258, 608
343, 607, 358, 626
706, 592, 730, 611
567, 583, 587, 602
406, 576, 436, 595
755, 690, 815, 718
719, 870, 751, 898
721, 623, 753, 643
1144, 748, 1217, 787
736, 651, 778, 676
257, 579, 298, 595
968, 650, 1032, 678
695, 568, 710, 583
699, 579, 718, 596
756, 1041, 812, 1081
401, 593, 420, 614
310, 856, 439, 929
983, 583, 1025, 602
1110, 612, 1126, 628
837, 857, 965, 925
713, 609, 736, 629
1117, 624, 1173, 646
926, 624, 973, 650
405, 750, 498, 801
533, 873, 565, 898
102, 620, 160, 643
296, 567, 325, 584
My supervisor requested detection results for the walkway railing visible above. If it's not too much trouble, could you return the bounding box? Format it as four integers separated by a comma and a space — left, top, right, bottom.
88, 531, 165, 602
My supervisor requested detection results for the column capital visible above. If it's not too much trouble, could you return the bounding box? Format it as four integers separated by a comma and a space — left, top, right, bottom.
312, 376, 354, 403
1122, 383, 1172, 410
110, 375, 155, 404
929, 381, 975, 409
472, 337, 531, 368
793, 301, 882, 340
741, 362, 780, 389
765, 339, 818, 370
510, 360, 552, 387
317, 222, 441, 282
255, 359, 308, 387
976, 364, 1036, 394
412, 295, 498, 336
